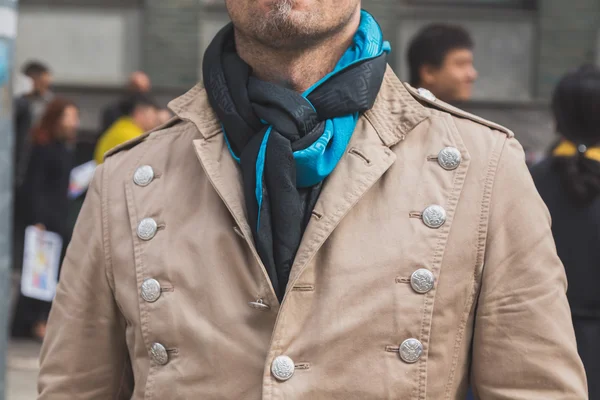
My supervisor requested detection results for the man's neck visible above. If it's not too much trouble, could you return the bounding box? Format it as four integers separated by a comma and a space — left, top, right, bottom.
234, 12, 361, 93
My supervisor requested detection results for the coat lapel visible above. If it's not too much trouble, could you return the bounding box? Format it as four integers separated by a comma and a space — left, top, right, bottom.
170, 83, 280, 304
284, 67, 431, 297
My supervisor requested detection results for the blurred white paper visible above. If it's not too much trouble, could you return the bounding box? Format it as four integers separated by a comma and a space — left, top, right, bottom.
21, 226, 63, 302
69, 160, 97, 199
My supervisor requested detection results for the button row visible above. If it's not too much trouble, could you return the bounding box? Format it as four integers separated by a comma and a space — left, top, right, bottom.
270, 337, 425, 382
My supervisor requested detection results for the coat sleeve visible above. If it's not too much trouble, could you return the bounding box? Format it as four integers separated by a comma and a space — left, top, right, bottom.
38, 164, 133, 399
471, 138, 588, 399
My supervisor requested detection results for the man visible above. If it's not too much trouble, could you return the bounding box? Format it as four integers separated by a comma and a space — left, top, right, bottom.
407, 24, 478, 102
94, 94, 159, 164
100, 71, 152, 133
13, 61, 54, 184
12, 62, 54, 281
39, 1, 587, 399
20, 61, 54, 124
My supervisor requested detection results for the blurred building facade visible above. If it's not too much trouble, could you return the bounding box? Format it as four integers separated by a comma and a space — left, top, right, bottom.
14, 0, 600, 152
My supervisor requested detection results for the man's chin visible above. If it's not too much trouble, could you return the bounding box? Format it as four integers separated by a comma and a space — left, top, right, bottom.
259, 0, 314, 12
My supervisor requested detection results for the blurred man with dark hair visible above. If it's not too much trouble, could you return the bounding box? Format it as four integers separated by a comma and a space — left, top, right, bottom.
94, 93, 159, 164
15, 61, 54, 181
407, 24, 478, 102
100, 71, 153, 133
21, 61, 54, 123
12, 62, 55, 279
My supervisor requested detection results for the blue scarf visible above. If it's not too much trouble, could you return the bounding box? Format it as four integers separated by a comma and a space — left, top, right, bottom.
203, 10, 390, 299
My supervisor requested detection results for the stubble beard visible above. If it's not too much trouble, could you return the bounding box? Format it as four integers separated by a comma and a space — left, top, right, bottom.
240, 0, 351, 51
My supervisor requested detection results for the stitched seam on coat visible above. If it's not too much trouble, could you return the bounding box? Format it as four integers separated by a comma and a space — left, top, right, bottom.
101, 165, 115, 293
124, 145, 158, 400
442, 128, 504, 400
440, 117, 473, 399
102, 163, 128, 397
476, 133, 505, 276
104, 158, 139, 398
416, 115, 468, 400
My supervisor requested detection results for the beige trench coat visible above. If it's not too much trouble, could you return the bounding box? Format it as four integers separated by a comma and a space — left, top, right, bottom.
38, 68, 587, 399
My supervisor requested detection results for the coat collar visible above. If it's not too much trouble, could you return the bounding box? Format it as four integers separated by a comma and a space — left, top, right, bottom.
168, 65, 430, 148
170, 66, 431, 305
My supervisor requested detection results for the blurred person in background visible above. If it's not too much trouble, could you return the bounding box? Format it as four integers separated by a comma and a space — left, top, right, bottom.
20, 61, 54, 124
94, 93, 159, 164
12, 63, 53, 311
100, 71, 152, 133
530, 64, 600, 400
13, 61, 54, 188
407, 24, 478, 103
11, 98, 80, 341
12, 72, 34, 281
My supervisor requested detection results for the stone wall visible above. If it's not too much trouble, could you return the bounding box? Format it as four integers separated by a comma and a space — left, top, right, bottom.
13, 0, 600, 150
536, 0, 600, 98
15, 4, 141, 86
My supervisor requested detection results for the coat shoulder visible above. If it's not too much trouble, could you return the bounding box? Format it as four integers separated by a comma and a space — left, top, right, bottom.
104, 117, 184, 159
403, 83, 514, 138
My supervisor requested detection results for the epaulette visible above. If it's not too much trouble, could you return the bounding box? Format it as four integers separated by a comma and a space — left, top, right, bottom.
104, 116, 183, 159
403, 83, 514, 138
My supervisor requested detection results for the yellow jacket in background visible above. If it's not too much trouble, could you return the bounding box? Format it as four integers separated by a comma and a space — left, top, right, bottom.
94, 117, 144, 164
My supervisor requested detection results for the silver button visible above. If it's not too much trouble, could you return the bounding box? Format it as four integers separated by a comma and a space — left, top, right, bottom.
410, 269, 435, 294
271, 355, 295, 381
141, 279, 162, 303
133, 165, 155, 187
248, 299, 270, 311
417, 88, 437, 102
422, 205, 446, 229
137, 218, 158, 241
437, 147, 462, 170
150, 343, 169, 365
399, 338, 423, 364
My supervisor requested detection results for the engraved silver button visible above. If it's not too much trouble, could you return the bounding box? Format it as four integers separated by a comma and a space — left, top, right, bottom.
133, 165, 155, 187
399, 338, 423, 364
141, 279, 162, 303
271, 355, 295, 381
417, 88, 437, 102
422, 205, 446, 229
438, 147, 462, 170
150, 342, 169, 365
248, 299, 270, 311
137, 218, 158, 241
410, 269, 435, 294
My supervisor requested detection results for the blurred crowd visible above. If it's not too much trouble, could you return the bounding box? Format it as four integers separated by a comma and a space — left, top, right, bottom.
10, 63, 170, 341
8, 22, 600, 400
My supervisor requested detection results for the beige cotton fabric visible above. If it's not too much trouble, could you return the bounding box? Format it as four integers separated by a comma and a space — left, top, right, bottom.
38, 67, 588, 399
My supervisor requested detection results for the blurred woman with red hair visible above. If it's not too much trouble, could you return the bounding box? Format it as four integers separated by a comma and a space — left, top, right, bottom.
11, 97, 79, 340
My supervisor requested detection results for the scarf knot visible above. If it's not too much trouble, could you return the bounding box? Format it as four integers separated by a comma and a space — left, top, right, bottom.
203, 10, 390, 300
